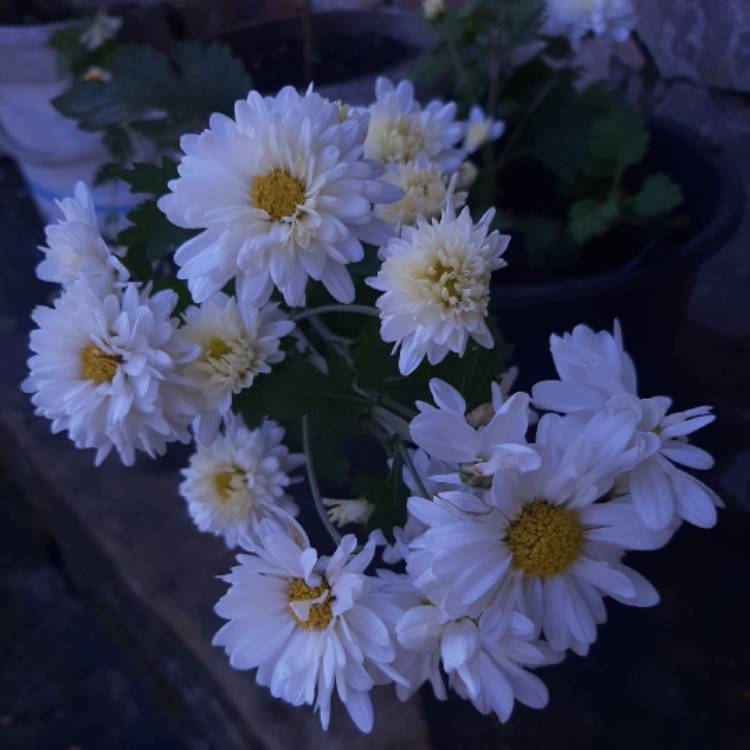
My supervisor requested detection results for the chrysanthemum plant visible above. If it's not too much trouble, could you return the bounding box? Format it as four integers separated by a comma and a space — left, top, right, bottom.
24, 46, 721, 738
417, 0, 684, 271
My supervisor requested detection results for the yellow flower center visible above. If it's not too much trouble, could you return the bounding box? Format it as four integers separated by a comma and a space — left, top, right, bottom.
505, 500, 584, 578
212, 469, 245, 502
250, 169, 306, 222
80, 343, 120, 384
205, 337, 232, 360
287, 578, 333, 630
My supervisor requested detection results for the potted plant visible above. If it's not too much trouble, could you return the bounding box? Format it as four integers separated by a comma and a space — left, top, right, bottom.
414, 0, 744, 390
22, 40, 725, 736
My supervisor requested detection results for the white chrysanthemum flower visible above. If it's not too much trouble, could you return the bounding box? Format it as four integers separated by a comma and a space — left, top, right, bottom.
367, 204, 510, 375
181, 293, 294, 443
532, 322, 723, 530
36, 181, 128, 295
422, 0, 446, 21
544, 0, 636, 44
410, 378, 540, 486
179, 416, 302, 547
322, 497, 374, 527
463, 106, 505, 154
397, 603, 557, 722
159, 86, 397, 308
80, 10, 122, 50
375, 156, 466, 230
22, 281, 199, 466
364, 78, 464, 173
407, 409, 670, 655
213, 518, 405, 733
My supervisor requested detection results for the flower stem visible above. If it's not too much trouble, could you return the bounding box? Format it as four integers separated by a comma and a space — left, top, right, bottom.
292, 305, 379, 322
302, 414, 342, 546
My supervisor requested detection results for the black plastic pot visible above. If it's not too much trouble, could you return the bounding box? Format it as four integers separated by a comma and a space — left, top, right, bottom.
217, 10, 429, 105
489, 120, 744, 394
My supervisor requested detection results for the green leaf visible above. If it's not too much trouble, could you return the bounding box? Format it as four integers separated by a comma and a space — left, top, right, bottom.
518, 214, 565, 267
568, 197, 620, 245
631, 173, 684, 218
366, 451, 407, 543
117, 200, 196, 276
589, 105, 649, 169
117, 158, 178, 196
103, 125, 133, 164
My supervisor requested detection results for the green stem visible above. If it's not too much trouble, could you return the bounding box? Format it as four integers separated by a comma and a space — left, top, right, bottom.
292, 305, 379, 322
302, 414, 342, 546
495, 77, 556, 176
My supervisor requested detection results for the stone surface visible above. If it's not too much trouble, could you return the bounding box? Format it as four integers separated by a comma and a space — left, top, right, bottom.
635, 0, 750, 93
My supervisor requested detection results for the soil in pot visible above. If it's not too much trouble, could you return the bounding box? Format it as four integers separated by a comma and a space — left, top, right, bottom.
217, 15, 417, 94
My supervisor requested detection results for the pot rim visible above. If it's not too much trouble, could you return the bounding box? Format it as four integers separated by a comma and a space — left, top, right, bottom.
491, 118, 745, 307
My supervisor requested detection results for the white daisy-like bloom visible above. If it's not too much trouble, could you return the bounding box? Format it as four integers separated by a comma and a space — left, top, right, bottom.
322, 497, 375, 527
463, 106, 506, 154
364, 78, 465, 173
422, 0, 446, 21
532, 322, 722, 530
407, 408, 670, 655
36, 182, 128, 295
544, 0, 637, 44
375, 156, 466, 231
410, 378, 541, 486
180, 293, 294, 443
179, 416, 302, 547
367, 204, 510, 375
212, 517, 405, 733
159, 86, 398, 309
22, 281, 200, 466
397, 603, 558, 722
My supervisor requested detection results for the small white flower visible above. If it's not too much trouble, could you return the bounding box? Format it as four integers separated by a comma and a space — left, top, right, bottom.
410, 378, 540, 483
364, 78, 465, 173
532, 322, 723, 530
422, 0, 446, 22
213, 518, 405, 733
463, 106, 505, 154
22, 281, 199, 466
375, 156, 466, 230
80, 11, 123, 50
397, 600, 557, 722
367, 204, 510, 375
180, 416, 302, 547
36, 182, 128, 295
322, 497, 375, 527
407, 409, 670, 655
159, 86, 397, 308
544, 0, 636, 44
181, 293, 294, 443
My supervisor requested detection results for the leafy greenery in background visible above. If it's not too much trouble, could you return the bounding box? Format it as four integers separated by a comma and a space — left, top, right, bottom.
50, 34, 252, 183
416, 0, 684, 272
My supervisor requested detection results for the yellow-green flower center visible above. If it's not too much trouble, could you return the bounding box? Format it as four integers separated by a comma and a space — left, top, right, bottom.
80, 343, 120, 384
287, 578, 333, 630
212, 469, 245, 502
251, 169, 306, 222
505, 500, 584, 578
205, 337, 232, 360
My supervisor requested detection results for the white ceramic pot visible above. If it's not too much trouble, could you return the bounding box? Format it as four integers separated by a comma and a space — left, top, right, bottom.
0, 21, 141, 236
